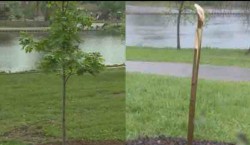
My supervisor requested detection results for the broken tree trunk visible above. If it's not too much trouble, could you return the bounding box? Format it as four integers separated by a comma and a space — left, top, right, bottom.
187, 3, 205, 145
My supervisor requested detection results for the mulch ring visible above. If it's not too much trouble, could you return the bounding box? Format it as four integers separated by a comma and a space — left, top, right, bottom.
38, 140, 125, 145
126, 136, 235, 145
37, 136, 235, 145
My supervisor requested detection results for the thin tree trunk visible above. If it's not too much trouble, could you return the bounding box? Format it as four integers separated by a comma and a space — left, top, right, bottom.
62, 3, 67, 145
61, 1, 66, 145
44, 1, 49, 21
177, 1, 184, 50
36, 1, 39, 17
187, 28, 203, 145
187, 47, 198, 145
62, 68, 66, 145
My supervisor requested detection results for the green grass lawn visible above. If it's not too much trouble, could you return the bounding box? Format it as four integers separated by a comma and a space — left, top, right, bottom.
127, 46, 250, 68
0, 68, 125, 145
126, 72, 250, 143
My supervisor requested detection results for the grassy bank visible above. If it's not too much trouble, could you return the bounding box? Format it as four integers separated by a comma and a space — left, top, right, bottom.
0, 68, 125, 145
126, 72, 250, 142
127, 46, 250, 68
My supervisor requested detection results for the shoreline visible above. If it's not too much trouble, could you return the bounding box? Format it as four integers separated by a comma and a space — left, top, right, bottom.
0, 64, 125, 74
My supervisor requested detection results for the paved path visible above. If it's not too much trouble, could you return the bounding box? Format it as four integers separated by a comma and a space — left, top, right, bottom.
126, 61, 250, 82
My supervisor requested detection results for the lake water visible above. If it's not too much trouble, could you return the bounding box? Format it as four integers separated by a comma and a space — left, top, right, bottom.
0, 31, 125, 73
126, 13, 250, 49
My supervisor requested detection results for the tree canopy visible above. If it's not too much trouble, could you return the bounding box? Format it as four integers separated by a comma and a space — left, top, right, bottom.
19, 1, 104, 77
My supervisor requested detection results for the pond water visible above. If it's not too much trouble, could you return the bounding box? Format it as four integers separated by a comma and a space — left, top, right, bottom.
126, 14, 250, 49
0, 31, 125, 73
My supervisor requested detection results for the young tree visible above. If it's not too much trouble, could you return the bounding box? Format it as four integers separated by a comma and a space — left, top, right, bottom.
19, 1, 105, 145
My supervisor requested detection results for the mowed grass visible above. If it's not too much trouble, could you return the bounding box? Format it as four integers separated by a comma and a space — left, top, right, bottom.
0, 68, 125, 145
126, 73, 250, 142
127, 46, 250, 68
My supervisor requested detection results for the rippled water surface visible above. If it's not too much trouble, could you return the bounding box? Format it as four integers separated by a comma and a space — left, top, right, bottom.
126, 14, 250, 49
0, 32, 125, 72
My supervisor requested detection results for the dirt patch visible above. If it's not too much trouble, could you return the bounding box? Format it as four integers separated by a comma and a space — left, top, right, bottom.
126, 136, 235, 145
1, 122, 59, 144
38, 140, 125, 145
112, 91, 125, 96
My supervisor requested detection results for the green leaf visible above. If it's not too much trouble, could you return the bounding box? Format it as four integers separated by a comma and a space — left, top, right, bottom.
18, 1, 105, 78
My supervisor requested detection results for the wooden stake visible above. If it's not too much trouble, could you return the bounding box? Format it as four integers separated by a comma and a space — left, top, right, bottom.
187, 4, 205, 145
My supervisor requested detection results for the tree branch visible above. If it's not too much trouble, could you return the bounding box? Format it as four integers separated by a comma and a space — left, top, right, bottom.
62, 1, 65, 12
65, 1, 69, 12
65, 72, 75, 84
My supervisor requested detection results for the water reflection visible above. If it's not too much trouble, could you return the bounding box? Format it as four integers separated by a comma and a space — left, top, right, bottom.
126, 14, 250, 49
0, 32, 125, 72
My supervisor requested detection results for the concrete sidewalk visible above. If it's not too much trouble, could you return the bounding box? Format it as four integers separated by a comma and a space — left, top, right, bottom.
126, 61, 250, 81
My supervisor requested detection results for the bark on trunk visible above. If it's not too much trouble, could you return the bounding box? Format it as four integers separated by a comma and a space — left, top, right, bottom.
36, 1, 39, 17
187, 48, 198, 145
187, 28, 203, 145
177, 1, 184, 50
62, 3, 67, 144
62, 69, 66, 145
44, 1, 49, 21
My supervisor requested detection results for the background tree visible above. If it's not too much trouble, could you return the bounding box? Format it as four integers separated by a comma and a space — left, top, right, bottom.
176, 1, 198, 50
36, 1, 39, 17
0, 2, 10, 20
174, 1, 210, 49
241, 1, 250, 53
19, 1, 105, 145
120, 13, 125, 39
241, 1, 250, 28
177, 1, 185, 50
43, 1, 52, 22
22, 2, 37, 20
5, 1, 23, 20
97, 1, 125, 21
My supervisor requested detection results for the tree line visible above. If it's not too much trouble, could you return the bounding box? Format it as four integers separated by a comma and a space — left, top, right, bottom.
0, 1, 125, 22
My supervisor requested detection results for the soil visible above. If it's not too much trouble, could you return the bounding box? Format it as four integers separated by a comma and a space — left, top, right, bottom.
38, 136, 235, 145
38, 140, 125, 145
1, 123, 58, 144
1, 123, 236, 145
126, 136, 235, 145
